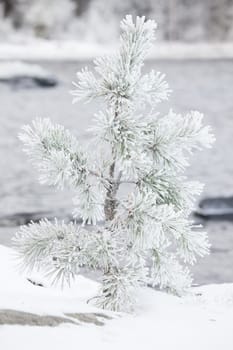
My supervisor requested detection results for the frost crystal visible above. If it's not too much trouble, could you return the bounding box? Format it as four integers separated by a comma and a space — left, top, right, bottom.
14, 15, 215, 312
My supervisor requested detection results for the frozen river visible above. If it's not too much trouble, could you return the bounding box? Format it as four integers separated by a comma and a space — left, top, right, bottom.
0, 59, 233, 285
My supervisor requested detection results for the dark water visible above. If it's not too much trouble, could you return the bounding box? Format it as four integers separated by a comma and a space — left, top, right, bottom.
1, 59, 233, 285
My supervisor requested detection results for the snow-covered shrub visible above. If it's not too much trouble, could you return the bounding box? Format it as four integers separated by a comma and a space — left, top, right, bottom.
22, 0, 75, 38
14, 15, 215, 312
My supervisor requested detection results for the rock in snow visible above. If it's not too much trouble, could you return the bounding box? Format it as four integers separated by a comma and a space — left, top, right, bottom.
0, 244, 233, 350
196, 196, 233, 220
0, 209, 75, 227
0, 61, 58, 87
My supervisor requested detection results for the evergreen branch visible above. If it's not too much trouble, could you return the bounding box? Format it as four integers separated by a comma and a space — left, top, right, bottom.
19, 118, 88, 190
150, 249, 192, 296
95, 263, 146, 312
13, 219, 87, 286
145, 109, 215, 172
71, 68, 101, 103
136, 70, 171, 108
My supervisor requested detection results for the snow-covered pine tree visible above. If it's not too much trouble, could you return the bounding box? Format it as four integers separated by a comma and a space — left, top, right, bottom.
14, 15, 215, 312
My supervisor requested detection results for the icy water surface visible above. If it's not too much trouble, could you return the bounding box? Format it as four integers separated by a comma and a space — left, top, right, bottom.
0, 60, 233, 285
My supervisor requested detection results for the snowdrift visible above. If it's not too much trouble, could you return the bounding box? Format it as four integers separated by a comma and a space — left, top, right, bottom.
0, 244, 233, 350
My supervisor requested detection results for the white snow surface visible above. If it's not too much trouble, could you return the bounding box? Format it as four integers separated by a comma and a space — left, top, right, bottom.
0, 244, 233, 350
1, 40, 233, 61
0, 61, 53, 80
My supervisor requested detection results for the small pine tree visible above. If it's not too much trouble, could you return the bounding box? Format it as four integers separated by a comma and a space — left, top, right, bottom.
14, 15, 215, 312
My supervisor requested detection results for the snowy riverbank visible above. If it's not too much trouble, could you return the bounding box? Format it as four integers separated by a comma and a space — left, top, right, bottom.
0, 244, 233, 349
1, 40, 233, 61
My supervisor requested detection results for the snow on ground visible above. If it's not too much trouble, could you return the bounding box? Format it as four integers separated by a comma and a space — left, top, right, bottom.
0, 40, 233, 61
0, 40, 113, 61
0, 244, 233, 349
0, 61, 56, 81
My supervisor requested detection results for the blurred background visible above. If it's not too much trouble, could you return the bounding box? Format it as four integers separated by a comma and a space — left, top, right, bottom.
0, 0, 233, 286
0, 0, 233, 42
